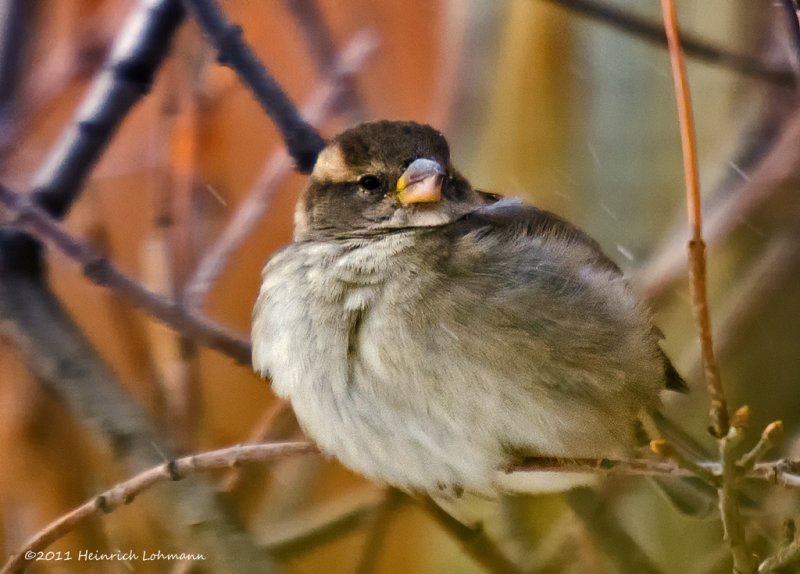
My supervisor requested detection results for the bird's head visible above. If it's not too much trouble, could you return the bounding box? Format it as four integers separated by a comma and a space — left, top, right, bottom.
294, 121, 488, 240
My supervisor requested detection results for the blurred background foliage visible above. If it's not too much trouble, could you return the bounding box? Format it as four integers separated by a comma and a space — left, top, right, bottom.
0, 0, 798, 572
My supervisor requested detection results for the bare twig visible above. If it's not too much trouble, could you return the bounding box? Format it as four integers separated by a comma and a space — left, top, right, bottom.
0, 184, 252, 363
0, 261, 277, 573
636, 107, 800, 302
682, 234, 800, 380
0, 0, 33, 131
780, 0, 800, 75
650, 439, 720, 486
739, 421, 784, 472
32, 0, 185, 218
0, 5, 116, 161
219, 399, 293, 492
759, 533, 800, 572
283, 0, 337, 73
0, 442, 317, 574
420, 497, 524, 574
261, 488, 388, 557
661, 0, 729, 437
567, 488, 663, 574
542, 0, 794, 85
283, 0, 365, 122
719, 426, 758, 574
4, 436, 800, 574
183, 30, 378, 310
183, 0, 325, 172
355, 489, 402, 574
506, 457, 800, 488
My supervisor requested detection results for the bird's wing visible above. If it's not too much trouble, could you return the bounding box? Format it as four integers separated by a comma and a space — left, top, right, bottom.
442, 199, 687, 393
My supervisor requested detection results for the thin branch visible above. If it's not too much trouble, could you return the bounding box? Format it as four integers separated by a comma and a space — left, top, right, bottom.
0, 5, 116, 161
0, 442, 317, 574
541, 0, 794, 85
32, 0, 185, 218
636, 105, 800, 302
219, 399, 293, 492
261, 489, 388, 558
420, 497, 524, 574
0, 184, 252, 363
780, 0, 800, 76
759, 534, 800, 573
0, 0, 33, 130
505, 457, 800, 488
661, 0, 729, 437
719, 426, 758, 574
182, 0, 326, 173
4, 439, 800, 574
0, 254, 277, 573
183, 30, 378, 310
567, 488, 663, 574
283, 0, 337, 73
682, 233, 800, 381
283, 0, 365, 121
355, 488, 402, 574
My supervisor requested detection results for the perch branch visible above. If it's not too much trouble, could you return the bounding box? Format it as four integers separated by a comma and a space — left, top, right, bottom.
0, 442, 317, 574
355, 488, 402, 574
183, 30, 378, 309
420, 497, 524, 574
219, 399, 294, 492
182, 0, 326, 172
661, 0, 729, 437
542, 0, 794, 85
4, 442, 800, 574
32, 0, 185, 218
0, 185, 252, 363
0, 253, 277, 573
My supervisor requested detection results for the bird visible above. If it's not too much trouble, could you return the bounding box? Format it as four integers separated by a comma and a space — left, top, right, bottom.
251, 120, 688, 496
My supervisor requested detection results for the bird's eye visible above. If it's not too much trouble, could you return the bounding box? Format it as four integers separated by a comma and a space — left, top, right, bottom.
358, 175, 381, 192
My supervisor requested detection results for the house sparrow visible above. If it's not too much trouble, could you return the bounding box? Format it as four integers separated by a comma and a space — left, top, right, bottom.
252, 120, 687, 495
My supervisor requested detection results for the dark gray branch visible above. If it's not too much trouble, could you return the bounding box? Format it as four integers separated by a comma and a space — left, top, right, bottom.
0, 259, 274, 573
283, 0, 337, 72
283, 0, 366, 121
780, 0, 800, 74
542, 0, 794, 86
32, 0, 184, 218
0, 0, 35, 135
183, 30, 378, 310
0, 185, 252, 363
184, 0, 326, 173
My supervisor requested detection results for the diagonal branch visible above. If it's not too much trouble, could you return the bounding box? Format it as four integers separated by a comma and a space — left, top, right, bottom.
0, 184, 252, 363
32, 0, 185, 218
0, 258, 277, 573
420, 497, 524, 574
0, 442, 317, 574
183, 30, 378, 309
542, 0, 794, 86
3, 437, 800, 574
183, 0, 326, 173
260, 488, 389, 557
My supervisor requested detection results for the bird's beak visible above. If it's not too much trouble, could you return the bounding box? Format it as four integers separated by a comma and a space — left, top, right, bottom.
396, 158, 445, 205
